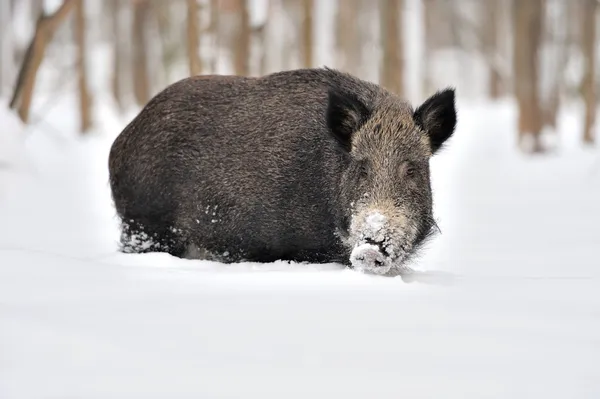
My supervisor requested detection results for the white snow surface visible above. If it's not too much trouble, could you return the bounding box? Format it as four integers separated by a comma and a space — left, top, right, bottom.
1, 96, 600, 398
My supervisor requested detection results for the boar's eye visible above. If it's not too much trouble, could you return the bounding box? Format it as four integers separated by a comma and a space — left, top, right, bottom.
358, 159, 370, 178
403, 162, 417, 178
360, 164, 369, 178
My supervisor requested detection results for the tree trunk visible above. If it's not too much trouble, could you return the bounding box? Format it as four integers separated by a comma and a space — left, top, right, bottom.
234, 0, 250, 76
422, 0, 434, 95
513, 0, 544, 152
582, 0, 597, 145
280, 0, 299, 71
301, 0, 313, 68
187, 0, 202, 76
110, 0, 125, 110
489, 69, 502, 100
380, 0, 403, 95
254, 23, 268, 77
485, 0, 503, 98
336, 0, 361, 76
132, 0, 150, 106
209, 0, 220, 73
9, 0, 76, 124
541, 0, 566, 132
220, 0, 250, 75
543, 87, 560, 130
0, 0, 14, 96
30, 0, 44, 22
153, 0, 177, 87
75, 0, 91, 133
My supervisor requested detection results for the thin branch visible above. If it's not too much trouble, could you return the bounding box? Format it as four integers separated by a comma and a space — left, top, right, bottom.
9, 0, 76, 123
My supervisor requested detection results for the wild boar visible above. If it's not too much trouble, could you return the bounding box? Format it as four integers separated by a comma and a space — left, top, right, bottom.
108, 67, 456, 275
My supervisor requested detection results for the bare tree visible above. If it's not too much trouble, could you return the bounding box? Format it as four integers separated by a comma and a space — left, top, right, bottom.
9, 0, 76, 124
484, 0, 504, 98
132, 0, 150, 106
209, 0, 220, 73
582, 0, 597, 145
110, 0, 132, 111
187, 0, 202, 76
301, 0, 313, 68
422, 0, 435, 95
219, 0, 250, 76
380, 0, 403, 95
252, 21, 268, 77
30, 0, 44, 22
110, 0, 122, 109
336, 0, 362, 76
280, 0, 301, 71
513, 0, 544, 152
75, 0, 91, 133
234, 0, 250, 76
0, 0, 14, 96
540, 0, 569, 132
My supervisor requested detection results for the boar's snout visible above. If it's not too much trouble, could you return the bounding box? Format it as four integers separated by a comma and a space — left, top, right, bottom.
349, 210, 397, 275
347, 204, 424, 275
350, 243, 389, 274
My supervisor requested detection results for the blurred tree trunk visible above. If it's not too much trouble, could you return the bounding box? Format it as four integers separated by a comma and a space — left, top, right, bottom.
75, 0, 91, 133
209, 0, 220, 73
187, 0, 202, 76
541, 0, 566, 132
234, 0, 250, 76
336, 0, 361, 76
380, 0, 403, 95
422, 0, 434, 95
220, 0, 250, 75
110, 0, 125, 110
253, 22, 268, 77
10, 0, 29, 65
0, 0, 13, 96
542, 84, 560, 130
132, 0, 150, 106
582, 0, 597, 145
280, 0, 300, 70
154, 1, 170, 74
301, 0, 313, 68
9, 0, 76, 124
513, 0, 544, 152
485, 0, 503, 98
30, 0, 44, 22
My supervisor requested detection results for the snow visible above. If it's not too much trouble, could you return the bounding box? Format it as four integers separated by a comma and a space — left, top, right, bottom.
2, 0, 600, 395
2, 63, 600, 399
1, 93, 600, 398
365, 211, 387, 231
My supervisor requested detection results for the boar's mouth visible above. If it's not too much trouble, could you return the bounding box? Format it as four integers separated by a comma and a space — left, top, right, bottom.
363, 237, 391, 259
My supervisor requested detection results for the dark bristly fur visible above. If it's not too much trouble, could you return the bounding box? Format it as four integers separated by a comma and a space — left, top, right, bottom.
108, 67, 457, 272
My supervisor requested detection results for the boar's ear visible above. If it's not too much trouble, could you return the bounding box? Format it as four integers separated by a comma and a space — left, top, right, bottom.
413, 88, 457, 154
326, 88, 371, 152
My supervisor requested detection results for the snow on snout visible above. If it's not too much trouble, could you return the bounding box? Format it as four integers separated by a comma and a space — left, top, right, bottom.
366, 212, 387, 232
350, 243, 393, 275
359, 211, 389, 244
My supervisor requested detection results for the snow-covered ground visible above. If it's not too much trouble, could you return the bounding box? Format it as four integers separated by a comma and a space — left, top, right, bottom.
1, 89, 600, 398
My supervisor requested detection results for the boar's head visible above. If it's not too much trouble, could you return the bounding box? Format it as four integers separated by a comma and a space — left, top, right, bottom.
327, 86, 456, 275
